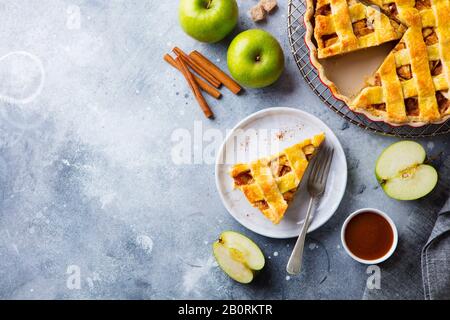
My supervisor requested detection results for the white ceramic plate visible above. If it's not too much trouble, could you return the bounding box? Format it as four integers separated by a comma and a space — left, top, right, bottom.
215, 107, 347, 239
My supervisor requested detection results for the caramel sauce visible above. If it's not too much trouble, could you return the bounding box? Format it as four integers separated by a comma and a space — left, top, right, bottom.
344, 212, 394, 261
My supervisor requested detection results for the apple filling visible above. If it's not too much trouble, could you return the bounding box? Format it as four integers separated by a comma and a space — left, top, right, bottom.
322, 33, 339, 47
415, 0, 431, 10
436, 91, 450, 114
397, 64, 412, 81
316, 3, 331, 16
405, 97, 420, 116
352, 19, 375, 37
430, 60, 443, 76
303, 144, 316, 160
254, 200, 269, 210
372, 103, 387, 111
370, 73, 382, 87
269, 155, 292, 178
282, 190, 296, 202
383, 3, 398, 17
233, 171, 254, 186
423, 28, 439, 46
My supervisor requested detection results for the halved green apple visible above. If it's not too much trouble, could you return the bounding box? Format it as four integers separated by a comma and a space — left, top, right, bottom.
375, 141, 438, 200
213, 231, 265, 284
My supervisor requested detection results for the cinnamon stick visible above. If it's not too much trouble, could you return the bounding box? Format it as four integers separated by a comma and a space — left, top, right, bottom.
173, 47, 221, 88
189, 50, 242, 95
164, 54, 221, 99
175, 57, 213, 119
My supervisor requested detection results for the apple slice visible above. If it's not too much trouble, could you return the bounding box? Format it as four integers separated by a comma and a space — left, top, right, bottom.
213, 231, 265, 284
375, 141, 438, 200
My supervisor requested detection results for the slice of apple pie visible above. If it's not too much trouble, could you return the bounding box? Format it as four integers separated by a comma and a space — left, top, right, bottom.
230, 133, 325, 224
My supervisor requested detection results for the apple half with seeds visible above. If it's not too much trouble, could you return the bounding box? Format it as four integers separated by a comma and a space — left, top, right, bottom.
213, 231, 265, 284
375, 141, 438, 200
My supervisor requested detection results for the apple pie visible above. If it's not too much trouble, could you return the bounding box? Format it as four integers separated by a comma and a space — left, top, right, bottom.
312, 0, 406, 58
305, 0, 450, 126
349, 0, 450, 124
230, 133, 325, 224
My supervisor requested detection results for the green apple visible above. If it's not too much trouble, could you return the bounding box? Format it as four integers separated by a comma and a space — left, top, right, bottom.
213, 231, 265, 284
227, 29, 285, 88
178, 0, 238, 43
375, 141, 438, 200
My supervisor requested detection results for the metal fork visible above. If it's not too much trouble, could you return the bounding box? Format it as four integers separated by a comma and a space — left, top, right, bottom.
286, 147, 334, 275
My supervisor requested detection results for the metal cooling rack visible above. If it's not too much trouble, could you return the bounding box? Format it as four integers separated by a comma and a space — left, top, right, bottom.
287, 0, 450, 138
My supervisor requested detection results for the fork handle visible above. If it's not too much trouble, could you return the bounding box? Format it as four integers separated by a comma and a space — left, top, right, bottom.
286, 197, 315, 275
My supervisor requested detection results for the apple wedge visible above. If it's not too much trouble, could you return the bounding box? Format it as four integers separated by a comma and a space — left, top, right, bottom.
213, 231, 265, 284
375, 141, 438, 200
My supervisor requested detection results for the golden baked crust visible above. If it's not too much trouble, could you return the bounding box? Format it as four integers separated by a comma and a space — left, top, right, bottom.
350, 0, 450, 124
230, 133, 325, 224
367, 0, 429, 27
314, 0, 406, 58
305, 0, 450, 126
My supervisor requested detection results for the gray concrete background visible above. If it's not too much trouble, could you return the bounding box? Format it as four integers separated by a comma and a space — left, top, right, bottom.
0, 1, 448, 299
